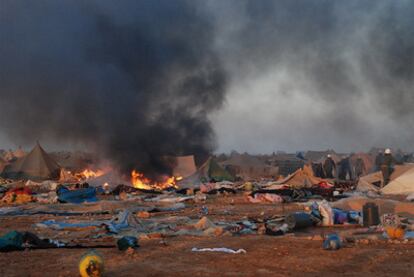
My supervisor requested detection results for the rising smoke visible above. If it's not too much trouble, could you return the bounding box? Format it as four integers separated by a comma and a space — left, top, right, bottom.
207, 0, 414, 153
0, 0, 226, 177
1, 1, 414, 172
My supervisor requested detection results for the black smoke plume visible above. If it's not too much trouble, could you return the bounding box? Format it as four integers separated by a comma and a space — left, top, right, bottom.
0, 1, 226, 178
3, 0, 414, 165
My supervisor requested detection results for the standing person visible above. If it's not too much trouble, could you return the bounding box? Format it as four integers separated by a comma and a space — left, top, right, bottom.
312, 162, 325, 178
381, 148, 395, 187
323, 154, 336, 178
354, 157, 366, 179
375, 150, 384, 172
338, 156, 353, 181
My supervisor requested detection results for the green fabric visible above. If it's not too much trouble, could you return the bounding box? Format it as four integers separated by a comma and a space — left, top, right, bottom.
0, 231, 24, 252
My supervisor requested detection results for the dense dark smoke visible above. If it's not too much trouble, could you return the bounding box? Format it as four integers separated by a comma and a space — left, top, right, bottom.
2, 1, 414, 167
0, 1, 226, 177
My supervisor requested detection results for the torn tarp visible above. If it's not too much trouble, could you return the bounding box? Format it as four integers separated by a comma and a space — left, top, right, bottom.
57, 186, 97, 204
36, 210, 144, 234
0, 231, 64, 252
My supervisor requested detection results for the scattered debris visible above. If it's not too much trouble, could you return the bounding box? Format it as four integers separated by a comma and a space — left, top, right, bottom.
191, 247, 247, 254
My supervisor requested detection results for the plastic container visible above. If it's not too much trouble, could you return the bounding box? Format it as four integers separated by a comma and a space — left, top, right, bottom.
362, 202, 380, 227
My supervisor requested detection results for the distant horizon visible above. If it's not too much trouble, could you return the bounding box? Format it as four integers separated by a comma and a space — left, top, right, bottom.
0, 138, 409, 156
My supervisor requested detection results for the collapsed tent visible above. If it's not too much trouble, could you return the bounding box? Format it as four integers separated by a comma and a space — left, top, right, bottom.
273, 164, 325, 188
356, 171, 382, 192
172, 155, 197, 178
357, 164, 414, 193
381, 166, 414, 195
1, 143, 61, 181
198, 157, 235, 182
178, 157, 235, 188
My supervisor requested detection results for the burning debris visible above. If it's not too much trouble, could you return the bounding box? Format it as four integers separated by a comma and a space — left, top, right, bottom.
1, 144, 414, 276
75, 169, 105, 181
130, 170, 180, 191
2, 1, 414, 276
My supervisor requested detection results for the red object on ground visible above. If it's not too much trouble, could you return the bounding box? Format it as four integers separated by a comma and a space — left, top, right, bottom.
6, 187, 33, 196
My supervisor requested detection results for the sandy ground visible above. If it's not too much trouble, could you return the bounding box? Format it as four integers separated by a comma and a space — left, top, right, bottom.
1, 194, 414, 276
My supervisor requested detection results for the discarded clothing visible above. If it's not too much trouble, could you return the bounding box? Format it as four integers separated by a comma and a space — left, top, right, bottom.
248, 193, 283, 203
37, 210, 143, 234
285, 213, 314, 229
316, 181, 334, 189
191, 247, 246, 254
0, 206, 110, 217
57, 186, 97, 204
36, 219, 104, 230
318, 201, 334, 226
265, 222, 289, 236
0, 231, 23, 251
200, 182, 235, 194
0, 231, 63, 252
117, 236, 139, 250
406, 193, 414, 202
146, 195, 194, 203
323, 234, 341, 250
310, 201, 361, 226
1, 187, 34, 204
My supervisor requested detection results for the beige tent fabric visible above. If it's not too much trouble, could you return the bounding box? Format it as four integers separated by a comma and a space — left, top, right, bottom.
275, 164, 324, 188
390, 164, 414, 180
356, 164, 414, 192
332, 197, 414, 216
13, 147, 26, 158
381, 166, 414, 195
3, 150, 16, 162
1, 142, 61, 180
356, 171, 383, 192
172, 155, 197, 178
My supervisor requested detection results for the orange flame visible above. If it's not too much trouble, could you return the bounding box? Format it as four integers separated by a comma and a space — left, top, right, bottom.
76, 169, 104, 180
131, 170, 180, 191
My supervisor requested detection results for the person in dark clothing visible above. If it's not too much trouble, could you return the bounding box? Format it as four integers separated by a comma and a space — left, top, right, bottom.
354, 157, 366, 179
375, 151, 384, 172
323, 154, 336, 178
338, 156, 353, 181
312, 162, 325, 178
381, 148, 395, 187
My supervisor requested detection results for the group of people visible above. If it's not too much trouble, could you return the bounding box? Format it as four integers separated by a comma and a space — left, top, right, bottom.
315, 149, 396, 186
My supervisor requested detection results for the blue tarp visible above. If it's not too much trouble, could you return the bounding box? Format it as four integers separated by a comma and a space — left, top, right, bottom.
57, 186, 97, 204
36, 210, 140, 234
